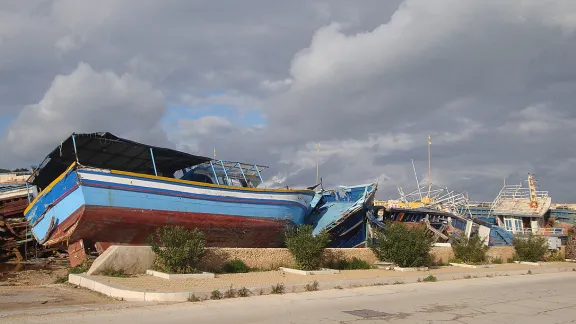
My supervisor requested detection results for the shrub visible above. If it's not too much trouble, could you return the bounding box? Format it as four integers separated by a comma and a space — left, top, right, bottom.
187, 294, 201, 302
546, 250, 565, 262
271, 283, 285, 294
285, 224, 331, 271
305, 281, 319, 291
53, 275, 68, 284
148, 225, 206, 274
513, 234, 548, 262
100, 268, 132, 278
423, 275, 437, 282
451, 235, 489, 264
69, 262, 91, 274
224, 286, 237, 298
370, 222, 435, 268
222, 259, 250, 273
237, 287, 252, 297
328, 257, 372, 270
491, 257, 503, 264
211, 290, 222, 300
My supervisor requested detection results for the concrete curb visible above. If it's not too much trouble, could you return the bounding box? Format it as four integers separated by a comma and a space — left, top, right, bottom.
279, 267, 340, 275
146, 270, 215, 279
449, 263, 495, 269
69, 266, 576, 302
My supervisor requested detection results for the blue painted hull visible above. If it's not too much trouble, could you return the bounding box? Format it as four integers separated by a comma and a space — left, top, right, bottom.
306, 183, 377, 248
24, 166, 316, 248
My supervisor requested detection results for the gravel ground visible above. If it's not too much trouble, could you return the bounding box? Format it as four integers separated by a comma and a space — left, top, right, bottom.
0, 263, 117, 311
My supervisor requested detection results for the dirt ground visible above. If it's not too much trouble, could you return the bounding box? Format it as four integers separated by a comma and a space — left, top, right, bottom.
96, 262, 574, 292
0, 262, 117, 311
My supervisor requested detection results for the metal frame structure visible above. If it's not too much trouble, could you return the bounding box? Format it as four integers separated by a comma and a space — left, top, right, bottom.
488, 176, 550, 218
193, 160, 268, 188
396, 182, 472, 219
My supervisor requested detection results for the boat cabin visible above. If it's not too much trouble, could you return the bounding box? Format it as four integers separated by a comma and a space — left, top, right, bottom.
25, 132, 269, 199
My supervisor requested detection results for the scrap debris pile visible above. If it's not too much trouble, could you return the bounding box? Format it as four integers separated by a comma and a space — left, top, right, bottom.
0, 183, 33, 261
0, 183, 64, 262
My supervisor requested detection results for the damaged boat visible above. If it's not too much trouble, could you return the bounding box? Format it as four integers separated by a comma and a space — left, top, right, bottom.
367, 205, 468, 243
307, 183, 377, 248
24, 132, 316, 266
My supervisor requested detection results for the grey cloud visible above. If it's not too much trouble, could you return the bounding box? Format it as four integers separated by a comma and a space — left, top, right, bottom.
0, 62, 168, 167
2, 0, 576, 204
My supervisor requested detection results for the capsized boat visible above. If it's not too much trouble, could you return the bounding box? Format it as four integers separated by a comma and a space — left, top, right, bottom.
24, 132, 316, 265
366, 206, 468, 243
306, 183, 377, 248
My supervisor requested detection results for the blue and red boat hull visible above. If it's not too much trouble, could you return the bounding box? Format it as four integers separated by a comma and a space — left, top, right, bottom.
25, 164, 316, 263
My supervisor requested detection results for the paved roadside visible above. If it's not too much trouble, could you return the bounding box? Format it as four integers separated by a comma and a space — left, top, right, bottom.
68, 262, 576, 302
94, 262, 575, 292
4, 272, 576, 324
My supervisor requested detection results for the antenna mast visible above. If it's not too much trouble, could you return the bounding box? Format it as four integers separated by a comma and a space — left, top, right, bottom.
412, 159, 423, 200
427, 135, 431, 198
316, 143, 320, 185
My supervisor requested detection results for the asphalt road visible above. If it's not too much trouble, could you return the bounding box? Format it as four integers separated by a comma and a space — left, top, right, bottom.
3, 272, 576, 324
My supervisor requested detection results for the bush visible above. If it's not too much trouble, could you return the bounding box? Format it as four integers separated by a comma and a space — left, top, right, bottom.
492, 257, 503, 264
546, 250, 565, 262
285, 224, 331, 271
69, 262, 91, 274
370, 222, 435, 268
148, 225, 206, 274
328, 257, 372, 270
222, 259, 250, 273
423, 275, 437, 282
271, 283, 285, 294
305, 281, 319, 291
53, 275, 68, 284
451, 235, 489, 264
211, 290, 222, 300
513, 234, 548, 262
237, 287, 252, 297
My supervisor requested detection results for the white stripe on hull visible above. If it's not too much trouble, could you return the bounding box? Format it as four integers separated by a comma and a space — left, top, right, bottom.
78, 170, 314, 206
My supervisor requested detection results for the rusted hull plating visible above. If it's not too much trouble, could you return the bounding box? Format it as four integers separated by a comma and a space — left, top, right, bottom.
47, 205, 293, 249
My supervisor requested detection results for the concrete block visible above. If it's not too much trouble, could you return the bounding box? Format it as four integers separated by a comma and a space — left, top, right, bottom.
111, 288, 146, 301
449, 263, 495, 269
79, 276, 95, 290
93, 281, 111, 296
146, 269, 215, 279
87, 245, 156, 275
279, 267, 340, 275
514, 261, 549, 266
68, 274, 82, 285
374, 262, 394, 270
144, 291, 201, 302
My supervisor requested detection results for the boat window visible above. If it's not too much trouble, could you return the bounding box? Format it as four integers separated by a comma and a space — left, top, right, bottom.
504, 219, 513, 231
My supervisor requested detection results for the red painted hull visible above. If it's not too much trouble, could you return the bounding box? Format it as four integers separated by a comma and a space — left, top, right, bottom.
46, 205, 293, 249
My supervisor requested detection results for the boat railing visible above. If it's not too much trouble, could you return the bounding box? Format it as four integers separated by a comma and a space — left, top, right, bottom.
192, 160, 268, 188
505, 228, 567, 236
539, 227, 567, 235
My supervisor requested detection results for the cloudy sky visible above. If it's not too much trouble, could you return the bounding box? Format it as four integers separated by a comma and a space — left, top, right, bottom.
1, 0, 576, 202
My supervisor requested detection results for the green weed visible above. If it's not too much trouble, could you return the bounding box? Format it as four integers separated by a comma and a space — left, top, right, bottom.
305, 281, 319, 291
271, 283, 285, 294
